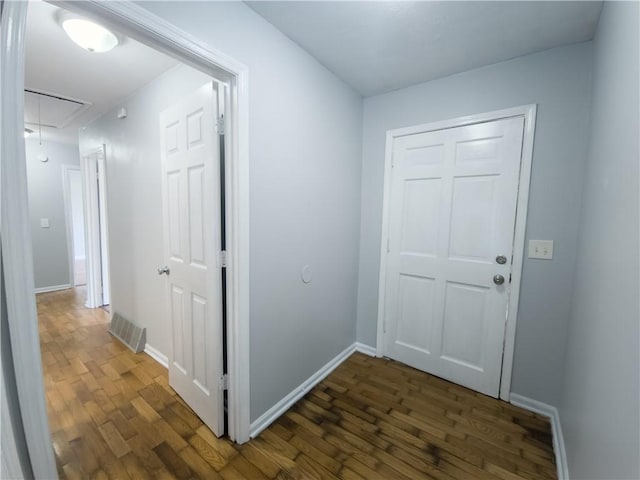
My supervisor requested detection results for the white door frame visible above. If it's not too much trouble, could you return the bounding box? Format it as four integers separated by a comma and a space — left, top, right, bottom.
376, 105, 537, 401
1, 5, 251, 480
61, 164, 81, 288
81, 146, 110, 308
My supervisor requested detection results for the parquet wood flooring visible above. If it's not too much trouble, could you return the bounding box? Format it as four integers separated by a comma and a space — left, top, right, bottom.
38, 288, 556, 479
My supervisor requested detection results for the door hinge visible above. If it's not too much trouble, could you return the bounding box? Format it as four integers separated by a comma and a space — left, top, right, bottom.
217, 250, 228, 268
216, 114, 225, 135
219, 374, 228, 390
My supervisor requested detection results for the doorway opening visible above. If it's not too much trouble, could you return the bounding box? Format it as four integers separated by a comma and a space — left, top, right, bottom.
66, 167, 87, 287
25, 0, 229, 438
63, 166, 87, 287
83, 146, 111, 310
1, 1, 250, 476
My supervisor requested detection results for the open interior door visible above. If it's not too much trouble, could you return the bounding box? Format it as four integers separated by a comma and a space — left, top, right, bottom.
159, 82, 224, 435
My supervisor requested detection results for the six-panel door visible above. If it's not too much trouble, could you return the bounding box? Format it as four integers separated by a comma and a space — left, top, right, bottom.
159, 82, 224, 435
383, 117, 525, 397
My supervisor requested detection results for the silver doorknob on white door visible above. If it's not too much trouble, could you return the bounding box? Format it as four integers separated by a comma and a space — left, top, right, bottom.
493, 274, 505, 285
158, 266, 170, 275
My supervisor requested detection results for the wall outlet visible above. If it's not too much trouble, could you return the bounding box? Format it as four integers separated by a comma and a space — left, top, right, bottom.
40, 218, 50, 228
528, 240, 553, 260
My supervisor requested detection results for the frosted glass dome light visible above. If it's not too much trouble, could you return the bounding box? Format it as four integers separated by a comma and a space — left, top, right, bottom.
61, 17, 119, 53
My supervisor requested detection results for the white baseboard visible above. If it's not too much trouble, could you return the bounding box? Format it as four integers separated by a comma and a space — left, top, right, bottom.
34, 284, 71, 294
510, 393, 568, 480
249, 342, 357, 438
144, 344, 168, 368
355, 342, 377, 357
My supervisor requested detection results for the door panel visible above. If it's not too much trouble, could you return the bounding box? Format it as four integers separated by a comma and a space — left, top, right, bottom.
449, 175, 498, 260
171, 286, 186, 374
400, 178, 441, 256
188, 166, 206, 266
395, 274, 436, 354
441, 281, 489, 369
384, 117, 525, 397
167, 172, 182, 260
160, 82, 224, 436
96, 154, 110, 305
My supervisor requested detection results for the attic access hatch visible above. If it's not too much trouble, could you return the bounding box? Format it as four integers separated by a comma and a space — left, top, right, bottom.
24, 88, 92, 130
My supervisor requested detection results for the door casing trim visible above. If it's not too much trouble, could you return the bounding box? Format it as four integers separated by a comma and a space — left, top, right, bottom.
1, 3, 58, 477
375, 104, 537, 401
81, 146, 110, 309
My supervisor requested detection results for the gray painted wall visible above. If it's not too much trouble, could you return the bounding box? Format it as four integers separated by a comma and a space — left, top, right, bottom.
559, 3, 639, 479
357, 42, 592, 406
25, 139, 80, 289
84, 0, 363, 422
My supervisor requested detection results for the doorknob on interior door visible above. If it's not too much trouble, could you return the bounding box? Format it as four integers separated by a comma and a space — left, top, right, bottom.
158, 266, 170, 275
493, 274, 505, 285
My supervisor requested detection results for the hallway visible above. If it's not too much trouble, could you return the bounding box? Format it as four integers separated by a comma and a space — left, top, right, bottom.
38, 288, 556, 479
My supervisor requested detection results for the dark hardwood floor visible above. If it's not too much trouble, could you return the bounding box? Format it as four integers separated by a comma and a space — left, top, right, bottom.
37, 288, 556, 479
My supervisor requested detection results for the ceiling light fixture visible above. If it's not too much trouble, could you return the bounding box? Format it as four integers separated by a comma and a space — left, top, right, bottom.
24, 128, 34, 138
57, 11, 119, 53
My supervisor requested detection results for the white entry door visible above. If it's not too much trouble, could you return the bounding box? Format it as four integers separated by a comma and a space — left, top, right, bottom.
159, 82, 224, 435
382, 117, 525, 397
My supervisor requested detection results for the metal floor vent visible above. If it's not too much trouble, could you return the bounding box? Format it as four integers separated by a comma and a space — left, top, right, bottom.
109, 312, 146, 353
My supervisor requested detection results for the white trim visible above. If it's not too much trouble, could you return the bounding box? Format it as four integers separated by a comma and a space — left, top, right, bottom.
0, 2, 58, 477
34, 284, 71, 294
144, 344, 169, 369
1, 370, 25, 480
375, 105, 537, 402
249, 343, 357, 438
355, 342, 377, 357
81, 146, 106, 309
96, 148, 111, 306
62, 164, 80, 288
509, 393, 569, 480
53, 0, 251, 443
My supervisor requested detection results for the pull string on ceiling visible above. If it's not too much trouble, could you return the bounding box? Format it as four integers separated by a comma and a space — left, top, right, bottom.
37, 96, 48, 163
38, 95, 42, 146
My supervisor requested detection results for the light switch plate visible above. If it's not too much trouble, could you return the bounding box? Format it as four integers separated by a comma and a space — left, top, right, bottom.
528, 240, 553, 260
40, 218, 50, 228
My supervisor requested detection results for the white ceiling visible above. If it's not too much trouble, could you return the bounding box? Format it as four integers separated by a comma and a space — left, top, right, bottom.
247, 1, 603, 97
25, 1, 603, 143
25, 0, 178, 144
